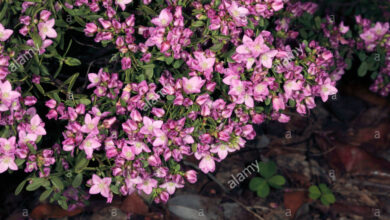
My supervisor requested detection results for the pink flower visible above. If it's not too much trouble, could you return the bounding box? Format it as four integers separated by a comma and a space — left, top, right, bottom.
283, 80, 302, 98
121, 57, 131, 70
153, 129, 168, 147
129, 141, 151, 155
138, 178, 158, 195
260, 50, 278, 68
339, 22, 350, 34
151, 8, 173, 27
272, 96, 285, 112
80, 135, 101, 159
80, 114, 100, 134
182, 76, 205, 94
120, 146, 135, 160
278, 114, 290, 123
372, 22, 389, 36
236, 35, 268, 57
319, 79, 338, 102
185, 170, 197, 183
116, 0, 133, 11
199, 154, 215, 173
0, 137, 16, 155
0, 155, 17, 173
0, 23, 13, 41
89, 174, 112, 198
228, 79, 244, 96
228, 1, 249, 20
84, 23, 98, 36
0, 80, 20, 111
140, 116, 163, 135
210, 144, 234, 160
194, 52, 215, 75
27, 115, 46, 136
160, 181, 184, 194
360, 30, 376, 43
38, 19, 57, 40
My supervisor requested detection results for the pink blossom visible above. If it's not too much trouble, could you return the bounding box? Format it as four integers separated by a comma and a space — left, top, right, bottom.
38, 19, 57, 40
0, 80, 20, 111
120, 146, 135, 160
129, 141, 151, 154
153, 129, 168, 147
210, 144, 234, 160
116, 0, 133, 11
185, 170, 197, 183
0, 23, 13, 41
182, 76, 205, 94
193, 52, 215, 75
151, 8, 173, 27
80, 135, 101, 159
272, 96, 285, 112
0, 155, 18, 173
260, 50, 278, 68
89, 174, 112, 198
0, 137, 16, 155
319, 79, 338, 102
140, 116, 163, 135
138, 178, 158, 195
80, 114, 100, 134
228, 1, 249, 20
199, 154, 215, 173
339, 22, 350, 34
27, 115, 46, 136
160, 181, 184, 194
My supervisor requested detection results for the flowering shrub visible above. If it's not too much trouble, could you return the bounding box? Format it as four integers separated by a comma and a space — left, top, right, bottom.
0, 0, 388, 210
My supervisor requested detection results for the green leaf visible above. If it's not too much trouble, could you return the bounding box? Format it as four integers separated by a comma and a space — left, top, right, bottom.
258, 161, 277, 179
210, 43, 224, 52
308, 185, 321, 200
51, 176, 64, 191
39, 188, 53, 201
173, 59, 184, 69
318, 183, 331, 194
15, 159, 25, 167
31, 31, 42, 48
142, 64, 155, 80
75, 156, 89, 173
110, 185, 119, 194
314, 16, 322, 29
166, 95, 175, 101
358, 52, 367, 61
66, 72, 79, 92
15, 180, 27, 195
26, 178, 48, 191
58, 199, 68, 210
72, 173, 83, 188
256, 180, 270, 198
34, 83, 45, 95
64, 57, 81, 66
191, 20, 204, 27
358, 62, 368, 77
265, 98, 271, 106
322, 193, 336, 204
165, 56, 174, 65
268, 175, 286, 188
249, 177, 264, 191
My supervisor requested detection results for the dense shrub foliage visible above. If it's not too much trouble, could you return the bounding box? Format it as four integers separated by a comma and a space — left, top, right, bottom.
0, 0, 388, 210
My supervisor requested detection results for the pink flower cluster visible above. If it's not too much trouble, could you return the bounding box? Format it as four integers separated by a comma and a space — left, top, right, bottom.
356, 16, 390, 96
4, 0, 377, 207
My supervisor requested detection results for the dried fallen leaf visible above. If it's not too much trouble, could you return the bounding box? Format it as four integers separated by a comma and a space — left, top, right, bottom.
119, 193, 149, 215
283, 191, 308, 218
30, 204, 83, 220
